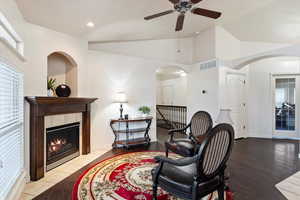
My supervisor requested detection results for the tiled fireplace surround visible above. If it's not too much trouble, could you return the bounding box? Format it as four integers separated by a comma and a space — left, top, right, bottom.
22, 97, 103, 199
22, 113, 109, 200
44, 113, 83, 170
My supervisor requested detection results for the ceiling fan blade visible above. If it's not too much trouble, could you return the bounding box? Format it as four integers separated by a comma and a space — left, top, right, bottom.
191, 8, 222, 19
175, 14, 185, 31
190, 0, 203, 4
144, 10, 174, 20
169, 0, 180, 4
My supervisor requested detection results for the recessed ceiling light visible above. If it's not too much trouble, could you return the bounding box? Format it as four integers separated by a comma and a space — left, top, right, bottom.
180, 72, 187, 77
195, 31, 200, 34
86, 22, 95, 28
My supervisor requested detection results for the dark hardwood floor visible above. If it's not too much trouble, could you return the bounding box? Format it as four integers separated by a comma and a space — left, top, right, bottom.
33, 135, 300, 200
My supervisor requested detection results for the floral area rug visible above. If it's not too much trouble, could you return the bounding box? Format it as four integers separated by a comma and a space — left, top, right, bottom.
72, 151, 231, 200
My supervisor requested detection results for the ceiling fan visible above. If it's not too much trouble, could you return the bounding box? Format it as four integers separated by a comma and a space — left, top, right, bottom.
144, 0, 222, 32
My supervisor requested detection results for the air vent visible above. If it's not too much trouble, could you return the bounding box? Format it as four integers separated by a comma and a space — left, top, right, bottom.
199, 59, 219, 70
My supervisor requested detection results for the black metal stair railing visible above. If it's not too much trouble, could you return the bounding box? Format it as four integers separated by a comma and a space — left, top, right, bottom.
156, 105, 187, 130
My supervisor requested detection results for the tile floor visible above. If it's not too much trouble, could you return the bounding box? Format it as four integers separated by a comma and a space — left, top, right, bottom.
20, 149, 109, 200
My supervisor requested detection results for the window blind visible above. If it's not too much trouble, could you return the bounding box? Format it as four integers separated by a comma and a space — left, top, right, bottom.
0, 60, 23, 200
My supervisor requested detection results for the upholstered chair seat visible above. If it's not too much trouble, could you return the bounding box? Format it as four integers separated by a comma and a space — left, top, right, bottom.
152, 164, 221, 198
165, 111, 213, 157
165, 138, 195, 157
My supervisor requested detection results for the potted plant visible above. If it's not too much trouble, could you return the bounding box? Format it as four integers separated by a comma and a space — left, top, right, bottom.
47, 78, 56, 97
138, 106, 151, 118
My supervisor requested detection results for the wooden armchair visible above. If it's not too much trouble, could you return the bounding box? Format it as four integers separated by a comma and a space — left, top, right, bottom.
165, 111, 213, 157
152, 123, 235, 200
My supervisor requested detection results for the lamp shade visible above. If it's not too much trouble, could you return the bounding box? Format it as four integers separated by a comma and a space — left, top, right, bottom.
216, 109, 234, 124
114, 92, 128, 103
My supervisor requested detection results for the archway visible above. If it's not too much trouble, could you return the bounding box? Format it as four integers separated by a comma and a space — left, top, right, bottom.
47, 51, 78, 96
155, 65, 188, 144
238, 56, 300, 139
232, 44, 300, 69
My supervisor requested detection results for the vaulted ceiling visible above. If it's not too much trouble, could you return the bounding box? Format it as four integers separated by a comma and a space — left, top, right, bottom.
16, 0, 299, 43
224, 0, 300, 43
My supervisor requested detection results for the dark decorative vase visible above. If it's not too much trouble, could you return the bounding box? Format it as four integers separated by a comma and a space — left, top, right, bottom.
55, 84, 71, 97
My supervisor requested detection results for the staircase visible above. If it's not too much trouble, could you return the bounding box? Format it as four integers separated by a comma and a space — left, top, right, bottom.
156, 105, 187, 130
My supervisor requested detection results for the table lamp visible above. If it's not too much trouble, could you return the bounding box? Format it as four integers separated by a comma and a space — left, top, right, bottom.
115, 92, 128, 119
216, 109, 234, 124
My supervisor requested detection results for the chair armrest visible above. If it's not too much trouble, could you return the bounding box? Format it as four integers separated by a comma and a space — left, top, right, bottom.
154, 155, 198, 166
168, 126, 189, 135
168, 125, 190, 142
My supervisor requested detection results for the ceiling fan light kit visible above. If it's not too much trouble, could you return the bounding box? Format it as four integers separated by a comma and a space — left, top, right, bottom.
144, 0, 222, 32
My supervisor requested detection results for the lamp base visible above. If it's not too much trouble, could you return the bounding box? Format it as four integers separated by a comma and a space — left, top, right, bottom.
119, 103, 124, 120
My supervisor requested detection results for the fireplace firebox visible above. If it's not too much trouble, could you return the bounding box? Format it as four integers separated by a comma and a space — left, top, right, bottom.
46, 122, 80, 171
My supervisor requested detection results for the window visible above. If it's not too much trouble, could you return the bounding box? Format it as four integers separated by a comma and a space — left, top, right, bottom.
0, 61, 23, 199
0, 12, 24, 56
275, 78, 295, 131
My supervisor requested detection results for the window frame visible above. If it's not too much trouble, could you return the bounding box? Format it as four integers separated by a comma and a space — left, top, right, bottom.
0, 12, 24, 59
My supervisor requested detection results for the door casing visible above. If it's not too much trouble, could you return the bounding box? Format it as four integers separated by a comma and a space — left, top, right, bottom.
225, 72, 247, 139
271, 74, 300, 139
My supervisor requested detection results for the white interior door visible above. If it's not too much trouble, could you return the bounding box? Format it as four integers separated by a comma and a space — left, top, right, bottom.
162, 85, 174, 105
226, 73, 247, 139
272, 75, 300, 138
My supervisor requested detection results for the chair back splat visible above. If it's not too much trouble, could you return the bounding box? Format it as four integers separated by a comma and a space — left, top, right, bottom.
190, 111, 213, 138
198, 124, 234, 180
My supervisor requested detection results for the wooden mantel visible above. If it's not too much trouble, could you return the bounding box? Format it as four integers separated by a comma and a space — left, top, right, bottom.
25, 96, 97, 181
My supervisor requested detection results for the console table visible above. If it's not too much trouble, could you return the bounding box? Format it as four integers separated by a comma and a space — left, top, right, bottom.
110, 117, 152, 148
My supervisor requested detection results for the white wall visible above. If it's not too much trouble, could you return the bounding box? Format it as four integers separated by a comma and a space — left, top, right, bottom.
89, 26, 223, 65
215, 26, 241, 60
156, 76, 187, 106
87, 50, 166, 149
246, 57, 300, 138
89, 38, 194, 65
187, 63, 220, 122
193, 27, 216, 63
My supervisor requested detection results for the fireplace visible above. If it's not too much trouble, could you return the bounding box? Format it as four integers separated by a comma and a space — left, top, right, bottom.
46, 122, 80, 171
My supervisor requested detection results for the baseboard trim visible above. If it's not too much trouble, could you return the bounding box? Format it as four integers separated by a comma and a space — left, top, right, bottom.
102, 143, 112, 151
235, 137, 246, 141
247, 136, 300, 141
272, 136, 300, 140
247, 136, 272, 139
5, 169, 27, 200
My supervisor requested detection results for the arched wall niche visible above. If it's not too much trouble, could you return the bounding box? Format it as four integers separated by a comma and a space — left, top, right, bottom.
47, 51, 78, 96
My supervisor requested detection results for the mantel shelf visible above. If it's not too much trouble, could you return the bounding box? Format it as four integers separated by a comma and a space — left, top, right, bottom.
25, 96, 98, 105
